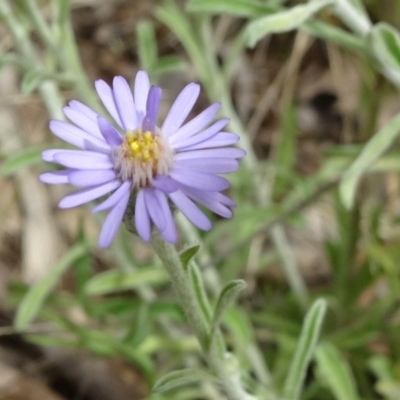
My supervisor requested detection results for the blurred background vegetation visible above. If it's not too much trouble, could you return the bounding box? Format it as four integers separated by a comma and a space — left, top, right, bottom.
1, 0, 400, 399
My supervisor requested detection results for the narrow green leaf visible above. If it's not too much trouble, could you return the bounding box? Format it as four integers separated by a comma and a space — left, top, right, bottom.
369, 23, 400, 67
346, 0, 368, 14
155, 2, 209, 83
117, 344, 154, 379
209, 280, 247, 348
187, 0, 275, 17
124, 303, 149, 346
224, 308, 253, 345
0, 53, 27, 70
325, 149, 400, 174
81, 329, 117, 357
151, 56, 186, 77
21, 69, 46, 94
366, 243, 397, 275
276, 105, 297, 169
188, 263, 213, 326
273, 104, 297, 196
303, 20, 366, 54
53, 0, 70, 26
369, 355, 393, 381
339, 112, 400, 209
179, 243, 200, 270
15, 241, 93, 330
152, 368, 218, 393
1, 145, 47, 176
283, 298, 327, 400
85, 268, 168, 295
315, 343, 359, 400
246, 0, 334, 47
370, 150, 400, 172
29, 334, 76, 349
136, 19, 157, 71
368, 23, 400, 87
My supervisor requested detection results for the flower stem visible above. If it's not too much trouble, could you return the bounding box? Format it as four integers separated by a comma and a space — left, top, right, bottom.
151, 232, 209, 348
151, 231, 256, 400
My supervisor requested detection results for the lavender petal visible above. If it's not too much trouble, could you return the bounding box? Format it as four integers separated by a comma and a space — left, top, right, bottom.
49, 120, 110, 152
97, 116, 123, 147
170, 118, 229, 150
113, 76, 137, 131
63, 106, 102, 138
170, 168, 229, 191
169, 118, 229, 150
92, 181, 132, 212
181, 187, 233, 218
174, 158, 238, 174
53, 150, 113, 170
161, 83, 200, 137
169, 190, 211, 231
98, 189, 130, 248
134, 70, 150, 126
216, 192, 237, 208
39, 170, 72, 184
174, 147, 246, 161
94, 79, 123, 128
156, 190, 177, 243
142, 86, 161, 133
135, 189, 151, 242
168, 102, 220, 142
68, 100, 98, 122
152, 175, 180, 193
69, 169, 117, 186
144, 188, 166, 231
183, 132, 239, 151
42, 149, 63, 162
58, 180, 121, 208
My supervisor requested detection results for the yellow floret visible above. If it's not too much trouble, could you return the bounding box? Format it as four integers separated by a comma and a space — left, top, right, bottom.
130, 141, 140, 154
124, 129, 159, 163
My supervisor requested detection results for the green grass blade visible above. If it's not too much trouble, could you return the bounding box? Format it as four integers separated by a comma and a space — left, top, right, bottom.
315, 343, 359, 400
339, 112, 400, 209
15, 241, 93, 330
283, 298, 327, 400
1, 145, 48, 176
187, 0, 275, 17
246, 0, 334, 47
85, 268, 169, 295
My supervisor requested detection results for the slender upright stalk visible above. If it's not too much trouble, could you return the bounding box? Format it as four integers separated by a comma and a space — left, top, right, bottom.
151, 232, 256, 400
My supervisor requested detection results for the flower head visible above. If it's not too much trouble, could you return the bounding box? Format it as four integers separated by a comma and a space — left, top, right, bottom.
40, 71, 244, 247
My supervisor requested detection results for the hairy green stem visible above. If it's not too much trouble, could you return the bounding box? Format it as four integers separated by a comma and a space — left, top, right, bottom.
152, 233, 209, 349
116, 237, 224, 400
151, 232, 256, 400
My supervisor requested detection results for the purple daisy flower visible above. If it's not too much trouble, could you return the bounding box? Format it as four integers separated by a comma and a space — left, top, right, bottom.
40, 71, 244, 248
